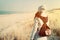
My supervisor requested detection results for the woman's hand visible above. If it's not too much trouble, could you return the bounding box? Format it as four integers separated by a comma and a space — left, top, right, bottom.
45, 29, 51, 36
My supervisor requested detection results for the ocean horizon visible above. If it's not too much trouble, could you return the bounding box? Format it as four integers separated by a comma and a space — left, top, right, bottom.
0, 11, 34, 15
0, 11, 16, 15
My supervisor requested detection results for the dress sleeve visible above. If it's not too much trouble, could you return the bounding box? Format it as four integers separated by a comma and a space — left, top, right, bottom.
30, 17, 39, 40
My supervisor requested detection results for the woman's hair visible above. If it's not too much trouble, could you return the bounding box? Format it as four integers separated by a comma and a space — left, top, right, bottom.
38, 5, 46, 12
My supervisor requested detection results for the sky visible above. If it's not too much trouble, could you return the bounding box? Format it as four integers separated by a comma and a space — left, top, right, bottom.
0, 0, 60, 12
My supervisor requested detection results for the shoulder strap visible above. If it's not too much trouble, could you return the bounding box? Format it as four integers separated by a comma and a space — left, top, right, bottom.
35, 12, 48, 23
39, 16, 48, 23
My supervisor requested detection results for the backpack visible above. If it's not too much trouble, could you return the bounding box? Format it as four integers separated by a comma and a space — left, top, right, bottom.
38, 24, 50, 36
38, 14, 51, 36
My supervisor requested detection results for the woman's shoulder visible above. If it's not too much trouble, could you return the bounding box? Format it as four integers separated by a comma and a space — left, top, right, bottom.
34, 17, 42, 22
34, 17, 39, 20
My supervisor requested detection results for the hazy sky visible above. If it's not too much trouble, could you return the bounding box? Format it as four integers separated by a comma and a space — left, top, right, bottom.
0, 0, 60, 12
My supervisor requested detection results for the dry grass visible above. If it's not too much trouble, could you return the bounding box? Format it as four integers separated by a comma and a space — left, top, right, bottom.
0, 9, 60, 40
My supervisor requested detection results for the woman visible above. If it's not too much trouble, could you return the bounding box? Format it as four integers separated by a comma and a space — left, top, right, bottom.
30, 5, 51, 40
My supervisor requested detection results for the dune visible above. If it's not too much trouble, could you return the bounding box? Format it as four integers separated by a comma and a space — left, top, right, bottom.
0, 9, 60, 40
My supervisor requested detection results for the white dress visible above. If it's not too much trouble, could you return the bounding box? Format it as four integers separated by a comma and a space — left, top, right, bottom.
30, 13, 49, 40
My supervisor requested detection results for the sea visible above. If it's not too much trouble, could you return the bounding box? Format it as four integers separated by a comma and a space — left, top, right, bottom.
0, 10, 16, 15
0, 10, 33, 15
